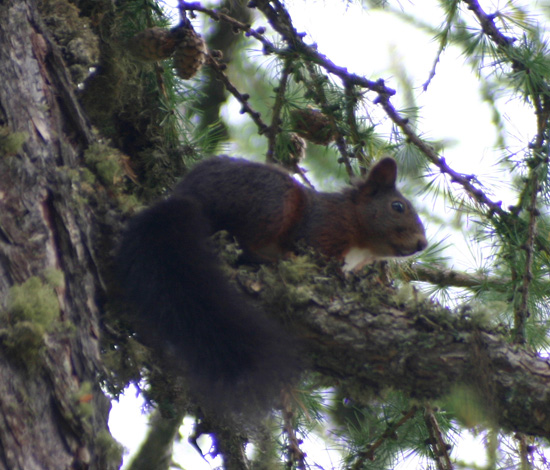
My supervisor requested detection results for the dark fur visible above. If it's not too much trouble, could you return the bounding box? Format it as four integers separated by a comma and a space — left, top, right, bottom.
174, 156, 426, 260
115, 195, 301, 415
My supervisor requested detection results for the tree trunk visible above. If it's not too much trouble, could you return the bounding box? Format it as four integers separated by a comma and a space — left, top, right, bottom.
0, 1, 119, 469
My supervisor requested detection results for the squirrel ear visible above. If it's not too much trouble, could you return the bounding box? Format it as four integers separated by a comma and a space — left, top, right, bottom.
361, 158, 397, 193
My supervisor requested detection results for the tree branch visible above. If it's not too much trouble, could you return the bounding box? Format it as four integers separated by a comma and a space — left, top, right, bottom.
126, 410, 183, 470
223, 249, 550, 439
461, 0, 515, 49
205, 54, 268, 135
424, 404, 453, 470
407, 263, 509, 291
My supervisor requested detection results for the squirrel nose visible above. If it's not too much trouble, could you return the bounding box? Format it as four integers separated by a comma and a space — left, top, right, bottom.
417, 237, 428, 252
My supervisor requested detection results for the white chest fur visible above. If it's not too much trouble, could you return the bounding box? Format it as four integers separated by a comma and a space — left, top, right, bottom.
343, 247, 379, 272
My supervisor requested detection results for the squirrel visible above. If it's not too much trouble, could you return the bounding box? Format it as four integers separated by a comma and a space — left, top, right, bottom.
115, 156, 427, 415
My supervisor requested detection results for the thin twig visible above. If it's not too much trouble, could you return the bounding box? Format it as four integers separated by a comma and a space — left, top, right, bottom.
253, 0, 396, 96
144, 5, 170, 102
351, 406, 418, 469
180, 1, 278, 54
512, 92, 549, 343
461, 0, 515, 49
303, 62, 354, 178
344, 82, 369, 174
375, 92, 507, 216
423, 404, 453, 470
294, 165, 314, 188
205, 54, 269, 135
516, 433, 534, 470
266, 55, 294, 163
176, 0, 188, 24
281, 388, 306, 470
408, 264, 508, 291
514, 173, 538, 345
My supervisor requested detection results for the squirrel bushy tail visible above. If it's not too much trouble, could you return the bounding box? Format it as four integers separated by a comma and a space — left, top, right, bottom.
115, 195, 301, 414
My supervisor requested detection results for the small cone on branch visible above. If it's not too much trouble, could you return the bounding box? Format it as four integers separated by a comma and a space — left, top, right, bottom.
173, 27, 207, 79
128, 27, 179, 61
127, 24, 207, 80
290, 108, 335, 145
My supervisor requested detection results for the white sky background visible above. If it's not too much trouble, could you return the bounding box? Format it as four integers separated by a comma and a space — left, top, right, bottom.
109, 0, 545, 468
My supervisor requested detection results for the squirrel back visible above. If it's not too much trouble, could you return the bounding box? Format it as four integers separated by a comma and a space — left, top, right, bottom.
174, 156, 427, 269
115, 156, 426, 415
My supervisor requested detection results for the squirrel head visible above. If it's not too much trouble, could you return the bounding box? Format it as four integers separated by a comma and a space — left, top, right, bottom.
349, 158, 427, 265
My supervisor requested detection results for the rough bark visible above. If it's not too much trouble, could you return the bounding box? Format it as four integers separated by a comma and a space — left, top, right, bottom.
0, 1, 118, 469
227, 250, 550, 438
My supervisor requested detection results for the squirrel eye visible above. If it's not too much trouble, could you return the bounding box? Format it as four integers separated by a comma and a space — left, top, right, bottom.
392, 201, 405, 213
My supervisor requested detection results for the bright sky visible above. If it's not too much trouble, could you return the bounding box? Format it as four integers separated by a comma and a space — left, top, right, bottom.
109, 1, 540, 468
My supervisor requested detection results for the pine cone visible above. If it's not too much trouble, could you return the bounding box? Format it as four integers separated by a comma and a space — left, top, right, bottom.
290, 108, 335, 145
173, 27, 206, 79
128, 27, 179, 61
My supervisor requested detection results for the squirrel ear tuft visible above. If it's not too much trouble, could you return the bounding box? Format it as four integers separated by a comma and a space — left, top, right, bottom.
360, 158, 397, 194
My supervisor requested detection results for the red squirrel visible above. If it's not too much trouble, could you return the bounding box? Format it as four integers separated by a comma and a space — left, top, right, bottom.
115, 156, 427, 415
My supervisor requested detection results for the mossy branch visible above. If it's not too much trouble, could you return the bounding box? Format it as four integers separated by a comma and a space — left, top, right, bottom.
219, 245, 550, 439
